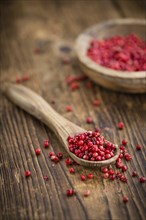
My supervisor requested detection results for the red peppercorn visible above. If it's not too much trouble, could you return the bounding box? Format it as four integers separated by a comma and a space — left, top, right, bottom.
87, 173, 94, 179
16, 76, 21, 84
22, 75, 30, 82
62, 57, 70, 65
83, 190, 91, 197
25, 170, 31, 178
70, 82, 79, 91
122, 139, 128, 146
87, 34, 146, 72
67, 189, 75, 196
123, 196, 129, 203
44, 175, 49, 181
69, 167, 75, 174
67, 131, 116, 162
66, 105, 72, 112
118, 122, 124, 130
81, 174, 86, 181
57, 152, 63, 159
132, 171, 138, 177
49, 152, 55, 157
136, 145, 142, 150
86, 117, 93, 124
109, 169, 115, 175
103, 173, 109, 179
122, 165, 128, 172
35, 148, 41, 155
109, 174, 116, 181
125, 153, 132, 161
65, 158, 73, 165
93, 99, 100, 107
44, 140, 50, 148
139, 177, 146, 183
102, 167, 108, 173
53, 156, 59, 162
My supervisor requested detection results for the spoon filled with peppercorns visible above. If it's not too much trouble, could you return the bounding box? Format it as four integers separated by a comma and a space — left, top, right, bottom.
6, 84, 120, 167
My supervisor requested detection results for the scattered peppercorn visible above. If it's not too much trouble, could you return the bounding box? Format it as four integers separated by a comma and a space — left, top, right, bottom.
93, 99, 101, 107
136, 145, 142, 150
65, 158, 73, 165
44, 140, 50, 148
35, 148, 41, 155
57, 152, 63, 159
66, 105, 72, 112
69, 167, 75, 174
118, 122, 124, 130
87, 173, 94, 179
123, 196, 129, 203
83, 190, 91, 197
139, 177, 146, 183
81, 174, 86, 181
122, 139, 128, 146
25, 170, 31, 178
132, 171, 138, 177
86, 117, 93, 124
67, 189, 75, 196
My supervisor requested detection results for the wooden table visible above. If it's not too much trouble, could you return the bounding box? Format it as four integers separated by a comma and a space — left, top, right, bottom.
0, 1, 146, 220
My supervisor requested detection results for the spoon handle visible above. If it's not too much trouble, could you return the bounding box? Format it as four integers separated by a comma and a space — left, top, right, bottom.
6, 84, 80, 137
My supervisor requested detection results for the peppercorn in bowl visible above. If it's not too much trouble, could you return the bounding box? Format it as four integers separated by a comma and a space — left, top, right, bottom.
75, 18, 146, 93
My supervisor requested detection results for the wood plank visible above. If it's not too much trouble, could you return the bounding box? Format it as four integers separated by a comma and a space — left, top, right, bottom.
0, 0, 146, 220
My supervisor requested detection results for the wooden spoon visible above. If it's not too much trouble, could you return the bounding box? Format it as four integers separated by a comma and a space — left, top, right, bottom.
6, 84, 120, 167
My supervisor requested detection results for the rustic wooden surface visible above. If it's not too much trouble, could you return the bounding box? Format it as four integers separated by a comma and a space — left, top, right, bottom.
0, 1, 146, 220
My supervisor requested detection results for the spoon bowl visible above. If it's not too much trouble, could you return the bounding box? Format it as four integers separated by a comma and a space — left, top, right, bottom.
6, 84, 120, 167
75, 18, 146, 93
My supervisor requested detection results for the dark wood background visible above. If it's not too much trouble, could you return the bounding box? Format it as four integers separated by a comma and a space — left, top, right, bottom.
0, 0, 146, 220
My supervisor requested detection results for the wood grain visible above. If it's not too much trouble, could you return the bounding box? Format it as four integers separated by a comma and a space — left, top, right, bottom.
0, 0, 146, 220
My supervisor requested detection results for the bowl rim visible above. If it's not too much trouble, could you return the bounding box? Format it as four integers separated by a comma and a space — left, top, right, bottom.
75, 18, 146, 79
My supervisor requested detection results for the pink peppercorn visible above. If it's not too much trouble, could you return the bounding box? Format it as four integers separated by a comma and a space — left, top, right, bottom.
57, 152, 63, 159
67, 131, 116, 162
67, 189, 75, 196
69, 167, 75, 174
86, 117, 93, 123
132, 171, 138, 177
87, 173, 94, 179
66, 105, 72, 112
109, 174, 116, 181
93, 99, 100, 107
87, 34, 146, 72
44, 175, 49, 181
125, 153, 132, 161
70, 82, 79, 91
49, 152, 55, 157
109, 169, 115, 175
122, 139, 128, 146
139, 177, 146, 183
136, 145, 142, 150
65, 158, 73, 165
123, 196, 129, 203
103, 173, 109, 179
53, 156, 59, 163
122, 165, 128, 172
83, 190, 91, 197
81, 174, 86, 181
102, 167, 108, 173
22, 75, 30, 82
62, 57, 70, 64
118, 122, 124, 130
25, 170, 31, 178
44, 140, 50, 148
35, 148, 41, 155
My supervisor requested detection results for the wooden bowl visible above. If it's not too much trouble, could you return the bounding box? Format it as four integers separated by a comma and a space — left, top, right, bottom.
75, 18, 146, 93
